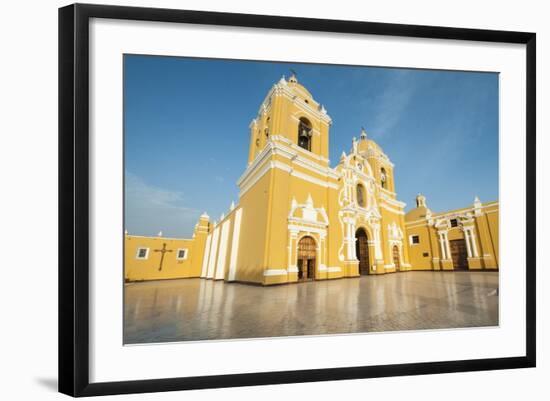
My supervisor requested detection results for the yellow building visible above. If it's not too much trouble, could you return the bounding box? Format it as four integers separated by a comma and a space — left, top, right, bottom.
405, 194, 499, 271
124, 214, 210, 281
124, 73, 499, 283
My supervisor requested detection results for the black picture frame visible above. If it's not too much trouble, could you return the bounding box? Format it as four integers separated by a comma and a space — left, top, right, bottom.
58, 3, 536, 397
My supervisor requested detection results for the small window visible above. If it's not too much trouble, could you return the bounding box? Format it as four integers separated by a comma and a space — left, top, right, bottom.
423, 252, 430, 257
136, 247, 149, 260
176, 249, 188, 260
410, 235, 420, 245
450, 218, 458, 227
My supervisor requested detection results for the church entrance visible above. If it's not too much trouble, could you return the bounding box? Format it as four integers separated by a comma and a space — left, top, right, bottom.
297, 236, 316, 281
392, 245, 401, 271
450, 239, 468, 270
355, 228, 370, 275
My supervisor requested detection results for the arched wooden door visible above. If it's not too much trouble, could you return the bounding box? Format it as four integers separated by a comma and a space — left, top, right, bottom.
355, 228, 370, 275
450, 239, 468, 270
393, 245, 401, 271
297, 236, 316, 281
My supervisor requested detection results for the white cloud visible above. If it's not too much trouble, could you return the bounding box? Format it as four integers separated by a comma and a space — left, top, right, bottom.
368, 70, 418, 138
125, 172, 199, 238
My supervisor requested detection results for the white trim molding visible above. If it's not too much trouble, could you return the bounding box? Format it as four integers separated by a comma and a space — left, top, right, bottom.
135, 247, 149, 260
263, 269, 289, 276
176, 248, 188, 260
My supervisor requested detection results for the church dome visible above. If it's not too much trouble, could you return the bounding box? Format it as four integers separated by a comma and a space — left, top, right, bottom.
405, 194, 432, 221
356, 128, 385, 156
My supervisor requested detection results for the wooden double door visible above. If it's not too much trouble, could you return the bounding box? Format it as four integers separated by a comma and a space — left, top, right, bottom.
392, 245, 401, 270
356, 228, 370, 275
297, 236, 316, 281
450, 239, 468, 270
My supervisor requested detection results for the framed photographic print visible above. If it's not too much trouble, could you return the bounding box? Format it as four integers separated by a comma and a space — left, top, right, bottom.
58, 3, 536, 397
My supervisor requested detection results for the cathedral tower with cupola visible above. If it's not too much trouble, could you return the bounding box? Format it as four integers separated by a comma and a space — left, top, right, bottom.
236, 73, 342, 284
247, 73, 332, 166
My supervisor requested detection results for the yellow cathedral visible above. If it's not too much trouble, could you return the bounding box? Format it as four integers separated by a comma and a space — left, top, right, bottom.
125, 73, 499, 284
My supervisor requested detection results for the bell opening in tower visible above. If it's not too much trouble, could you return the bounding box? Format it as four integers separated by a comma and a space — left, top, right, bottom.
298, 117, 312, 151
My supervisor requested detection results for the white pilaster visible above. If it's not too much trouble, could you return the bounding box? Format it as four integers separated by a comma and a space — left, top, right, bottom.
438, 231, 447, 259
373, 223, 383, 260
345, 220, 354, 260
470, 227, 479, 257
206, 226, 220, 278
214, 220, 231, 280
464, 229, 473, 258
200, 234, 212, 278
320, 233, 327, 269
288, 229, 298, 270
350, 222, 357, 259
444, 233, 451, 260
228, 208, 243, 281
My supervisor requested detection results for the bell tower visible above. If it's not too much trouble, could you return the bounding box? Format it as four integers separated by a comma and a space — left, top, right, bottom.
247, 73, 332, 166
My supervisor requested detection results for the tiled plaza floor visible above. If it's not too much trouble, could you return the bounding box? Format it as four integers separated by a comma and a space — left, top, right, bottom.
124, 271, 499, 344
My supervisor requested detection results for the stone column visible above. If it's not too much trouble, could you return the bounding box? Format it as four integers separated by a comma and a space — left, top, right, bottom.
464, 228, 473, 258
438, 231, 447, 259
469, 227, 479, 257
464, 225, 483, 269
373, 222, 383, 260
444, 232, 451, 260
350, 221, 357, 260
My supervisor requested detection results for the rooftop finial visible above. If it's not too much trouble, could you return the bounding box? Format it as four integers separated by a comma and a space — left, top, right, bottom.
306, 193, 314, 207
289, 69, 298, 83
360, 127, 367, 140
416, 194, 427, 208
473, 196, 483, 216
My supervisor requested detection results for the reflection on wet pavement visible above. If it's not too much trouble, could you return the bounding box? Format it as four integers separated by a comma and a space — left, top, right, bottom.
124, 271, 499, 344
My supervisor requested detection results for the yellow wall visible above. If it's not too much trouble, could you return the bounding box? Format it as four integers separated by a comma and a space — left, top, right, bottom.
125, 214, 210, 282
125, 236, 197, 281
405, 201, 499, 271
126, 75, 499, 285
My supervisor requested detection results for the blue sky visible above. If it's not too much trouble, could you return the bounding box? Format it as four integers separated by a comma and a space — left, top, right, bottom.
124, 55, 499, 238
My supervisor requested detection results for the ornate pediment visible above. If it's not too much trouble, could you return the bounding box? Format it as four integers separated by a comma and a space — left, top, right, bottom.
387, 221, 403, 241
288, 194, 329, 228
433, 212, 475, 230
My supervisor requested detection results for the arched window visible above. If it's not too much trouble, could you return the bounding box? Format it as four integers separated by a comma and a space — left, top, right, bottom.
356, 184, 366, 207
298, 117, 312, 151
380, 168, 387, 189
